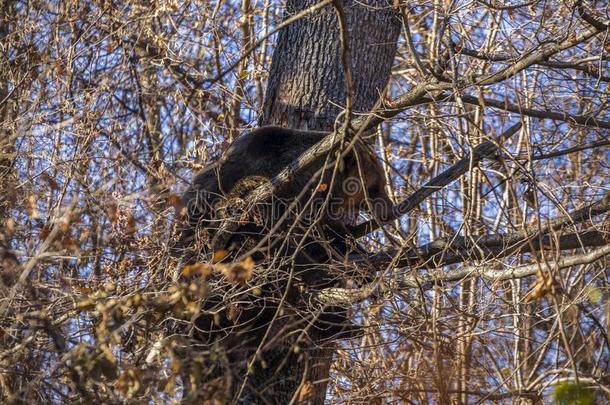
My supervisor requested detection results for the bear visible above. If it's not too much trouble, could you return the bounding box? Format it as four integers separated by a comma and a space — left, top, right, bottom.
177, 124, 393, 316
178, 126, 392, 264
174, 126, 394, 403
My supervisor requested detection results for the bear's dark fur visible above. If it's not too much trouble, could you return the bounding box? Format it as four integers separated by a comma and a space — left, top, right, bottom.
175, 126, 393, 403
176, 125, 392, 354
179, 126, 392, 262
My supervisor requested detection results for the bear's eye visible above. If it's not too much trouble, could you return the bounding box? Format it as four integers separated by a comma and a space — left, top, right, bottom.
367, 185, 380, 196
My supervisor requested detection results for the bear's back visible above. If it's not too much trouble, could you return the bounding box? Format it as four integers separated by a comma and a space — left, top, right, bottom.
217, 126, 329, 195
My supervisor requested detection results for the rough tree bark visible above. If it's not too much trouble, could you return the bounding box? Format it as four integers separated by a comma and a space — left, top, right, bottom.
261, 0, 400, 132
254, 1, 400, 402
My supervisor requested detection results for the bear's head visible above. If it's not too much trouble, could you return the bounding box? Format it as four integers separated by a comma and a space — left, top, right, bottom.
320, 142, 393, 228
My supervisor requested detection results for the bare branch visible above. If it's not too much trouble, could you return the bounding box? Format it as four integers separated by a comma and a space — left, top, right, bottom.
351, 122, 523, 236
318, 243, 610, 306
453, 94, 610, 130
356, 191, 610, 268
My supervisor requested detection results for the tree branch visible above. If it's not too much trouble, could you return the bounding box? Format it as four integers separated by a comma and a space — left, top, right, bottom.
453, 94, 610, 130
205, 5, 607, 248
575, 0, 610, 31
452, 243, 610, 282
529, 139, 610, 160
316, 243, 610, 306
351, 122, 523, 237
355, 191, 610, 269
456, 48, 610, 83
476, 26, 604, 86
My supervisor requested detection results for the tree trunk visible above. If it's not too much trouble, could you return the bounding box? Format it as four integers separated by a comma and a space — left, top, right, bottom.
261, 0, 400, 132
256, 1, 400, 402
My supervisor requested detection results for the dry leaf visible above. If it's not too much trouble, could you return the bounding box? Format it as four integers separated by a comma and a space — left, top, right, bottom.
59, 216, 71, 232
297, 381, 314, 402
60, 234, 79, 252
218, 256, 254, 285
39, 225, 52, 241
5, 218, 15, 236
212, 249, 229, 263
125, 212, 136, 236
55, 62, 67, 77
40, 172, 60, 190
167, 194, 186, 217
525, 268, 554, 302
26, 194, 39, 218
181, 263, 213, 278
117, 367, 142, 398
79, 229, 91, 242
107, 203, 119, 225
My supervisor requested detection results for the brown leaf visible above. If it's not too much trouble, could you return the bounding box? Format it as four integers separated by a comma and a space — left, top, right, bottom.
55, 62, 67, 77
78, 229, 91, 243
525, 268, 554, 302
5, 218, 15, 236
212, 249, 229, 263
58, 217, 71, 233
187, 161, 206, 171
117, 367, 142, 398
40, 172, 60, 190
167, 194, 185, 217
125, 212, 136, 236
181, 263, 213, 278
217, 256, 254, 285
26, 194, 39, 218
39, 225, 52, 241
76, 298, 96, 311
60, 234, 79, 252
297, 381, 314, 402
107, 203, 119, 225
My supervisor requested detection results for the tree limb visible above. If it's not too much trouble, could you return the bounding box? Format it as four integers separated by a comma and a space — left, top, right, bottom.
206, 8, 607, 248
351, 122, 523, 237
355, 191, 610, 269
452, 94, 610, 130
317, 243, 610, 306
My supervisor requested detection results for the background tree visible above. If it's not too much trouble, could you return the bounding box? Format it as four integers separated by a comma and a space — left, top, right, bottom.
0, 0, 609, 404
